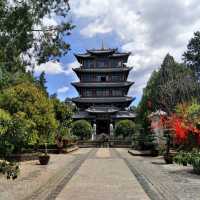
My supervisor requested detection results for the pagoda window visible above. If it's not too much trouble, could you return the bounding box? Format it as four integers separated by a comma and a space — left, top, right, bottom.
84, 89, 92, 97
101, 76, 106, 82
96, 59, 108, 68
112, 89, 122, 96
96, 75, 108, 82
96, 89, 110, 97
104, 89, 110, 96
112, 75, 121, 81
84, 59, 94, 68
96, 89, 101, 96
111, 59, 123, 68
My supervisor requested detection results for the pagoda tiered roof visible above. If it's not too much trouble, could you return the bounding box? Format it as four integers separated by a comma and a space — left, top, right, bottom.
111, 111, 136, 119
74, 48, 131, 62
73, 67, 132, 73
86, 48, 117, 55
72, 110, 136, 120
72, 111, 94, 120
72, 96, 134, 104
72, 81, 134, 88
86, 106, 119, 114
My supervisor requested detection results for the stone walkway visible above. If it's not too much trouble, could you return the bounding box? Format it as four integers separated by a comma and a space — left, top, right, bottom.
1, 148, 200, 200
56, 148, 149, 200
117, 148, 200, 200
0, 148, 92, 200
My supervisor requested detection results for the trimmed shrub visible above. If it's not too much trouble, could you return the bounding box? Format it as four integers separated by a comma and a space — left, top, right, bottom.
71, 120, 92, 140
115, 120, 135, 138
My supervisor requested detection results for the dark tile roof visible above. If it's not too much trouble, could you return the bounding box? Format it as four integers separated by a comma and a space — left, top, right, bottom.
87, 48, 117, 54
73, 67, 132, 73
72, 111, 94, 119
86, 106, 119, 114
109, 52, 131, 57
72, 96, 134, 103
112, 111, 136, 119
74, 48, 131, 60
72, 110, 136, 119
71, 81, 134, 88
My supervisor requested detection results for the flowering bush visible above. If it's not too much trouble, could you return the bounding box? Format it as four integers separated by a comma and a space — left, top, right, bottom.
158, 101, 200, 146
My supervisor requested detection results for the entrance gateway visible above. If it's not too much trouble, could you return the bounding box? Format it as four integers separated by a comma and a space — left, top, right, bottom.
71, 47, 136, 139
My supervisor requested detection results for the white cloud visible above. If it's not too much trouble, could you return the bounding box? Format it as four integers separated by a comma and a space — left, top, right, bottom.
71, 0, 200, 97
57, 86, 69, 94
81, 20, 112, 37
34, 61, 66, 75
33, 60, 80, 77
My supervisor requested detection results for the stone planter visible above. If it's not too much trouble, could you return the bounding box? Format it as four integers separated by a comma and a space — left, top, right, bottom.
164, 154, 173, 164
182, 162, 187, 166
151, 149, 159, 157
39, 155, 50, 165
192, 164, 200, 174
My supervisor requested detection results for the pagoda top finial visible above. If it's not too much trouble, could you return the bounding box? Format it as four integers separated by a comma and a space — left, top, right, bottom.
101, 40, 105, 50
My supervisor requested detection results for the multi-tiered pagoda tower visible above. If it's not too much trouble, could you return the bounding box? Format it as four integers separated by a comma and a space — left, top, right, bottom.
72, 48, 135, 137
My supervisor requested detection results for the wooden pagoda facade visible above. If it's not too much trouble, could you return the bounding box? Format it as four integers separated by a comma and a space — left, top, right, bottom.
72, 48, 135, 137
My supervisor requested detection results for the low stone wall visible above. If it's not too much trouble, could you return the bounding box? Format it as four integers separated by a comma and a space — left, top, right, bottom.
5, 144, 79, 162
6, 153, 39, 162
77, 141, 101, 148
77, 140, 132, 148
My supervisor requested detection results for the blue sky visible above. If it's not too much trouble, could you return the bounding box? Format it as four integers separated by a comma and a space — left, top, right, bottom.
34, 0, 200, 106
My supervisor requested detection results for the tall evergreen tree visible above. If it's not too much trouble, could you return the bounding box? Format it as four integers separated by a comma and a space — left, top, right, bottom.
38, 71, 47, 94
183, 31, 200, 79
138, 54, 200, 117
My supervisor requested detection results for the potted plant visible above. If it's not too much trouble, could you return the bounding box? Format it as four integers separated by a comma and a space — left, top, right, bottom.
164, 153, 174, 164
163, 131, 174, 164
0, 161, 19, 179
151, 145, 159, 157
38, 143, 50, 165
189, 150, 200, 174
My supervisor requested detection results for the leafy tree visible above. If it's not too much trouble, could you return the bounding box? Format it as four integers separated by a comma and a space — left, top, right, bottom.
51, 96, 75, 126
183, 31, 200, 79
0, 0, 74, 71
71, 120, 92, 140
0, 108, 11, 135
0, 0, 74, 91
0, 109, 13, 156
114, 120, 135, 138
0, 82, 58, 144
2, 112, 37, 153
0, 0, 74, 175
51, 95, 75, 139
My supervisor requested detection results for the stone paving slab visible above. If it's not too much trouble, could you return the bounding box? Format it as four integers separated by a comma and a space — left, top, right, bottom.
96, 148, 111, 158
116, 148, 200, 200
56, 148, 150, 200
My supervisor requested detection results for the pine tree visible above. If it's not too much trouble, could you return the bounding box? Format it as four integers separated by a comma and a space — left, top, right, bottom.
183, 31, 200, 79
38, 71, 47, 94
